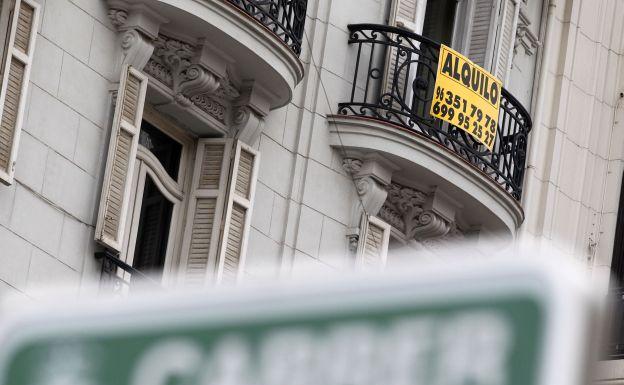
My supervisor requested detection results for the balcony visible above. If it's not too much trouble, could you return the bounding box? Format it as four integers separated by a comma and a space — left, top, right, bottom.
226, 0, 307, 55
120, 0, 307, 116
96, 249, 161, 295
329, 24, 532, 235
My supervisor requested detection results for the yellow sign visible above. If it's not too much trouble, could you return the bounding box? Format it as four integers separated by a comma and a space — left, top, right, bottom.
430, 45, 502, 151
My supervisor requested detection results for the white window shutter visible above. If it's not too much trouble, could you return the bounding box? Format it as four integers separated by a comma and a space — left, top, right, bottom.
357, 215, 391, 270
491, 0, 520, 84
384, 0, 427, 102
216, 141, 260, 285
179, 139, 233, 287
467, 0, 499, 69
0, 0, 39, 184
95, 65, 148, 251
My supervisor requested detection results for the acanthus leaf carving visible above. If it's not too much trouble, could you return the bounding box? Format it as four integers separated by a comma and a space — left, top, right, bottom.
378, 182, 463, 244
143, 33, 241, 124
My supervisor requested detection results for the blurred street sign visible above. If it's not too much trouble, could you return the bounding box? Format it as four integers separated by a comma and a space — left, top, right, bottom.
0, 258, 595, 385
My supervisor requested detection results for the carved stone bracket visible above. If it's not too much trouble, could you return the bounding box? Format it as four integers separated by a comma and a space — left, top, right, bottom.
233, 106, 265, 146
107, 0, 273, 137
343, 155, 398, 252
379, 182, 464, 245
119, 29, 154, 73
108, 1, 168, 74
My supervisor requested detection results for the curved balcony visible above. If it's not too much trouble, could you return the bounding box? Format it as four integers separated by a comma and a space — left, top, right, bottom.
146, 0, 307, 109
338, 24, 531, 199
330, 24, 532, 235
227, 0, 307, 55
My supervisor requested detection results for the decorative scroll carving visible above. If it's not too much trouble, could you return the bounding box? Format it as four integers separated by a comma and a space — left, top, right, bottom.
108, 8, 128, 28
232, 106, 265, 145
119, 29, 154, 71
342, 158, 363, 175
142, 33, 245, 124
379, 182, 463, 244
191, 94, 226, 122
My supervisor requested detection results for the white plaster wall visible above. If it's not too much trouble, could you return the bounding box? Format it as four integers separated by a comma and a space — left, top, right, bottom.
521, 0, 624, 294
0, 0, 117, 298
245, 0, 391, 278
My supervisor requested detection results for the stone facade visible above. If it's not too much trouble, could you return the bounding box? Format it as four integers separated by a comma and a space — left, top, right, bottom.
2, 2, 624, 379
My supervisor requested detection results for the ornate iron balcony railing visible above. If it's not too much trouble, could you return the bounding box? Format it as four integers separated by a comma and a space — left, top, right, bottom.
226, 0, 307, 55
95, 249, 161, 295
338, 24, 532, 200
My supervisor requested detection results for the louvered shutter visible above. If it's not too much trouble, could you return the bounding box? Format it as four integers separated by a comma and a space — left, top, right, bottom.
178, 139, 232, 287
95, 65, 148, 251
357, 215, 391, 270
491, 0, 520, 84
383, 0, 426, 98
467, 0, 499, 69
468, 0, 519, 83
0, 0, 39, 184
216, 141, 259, 285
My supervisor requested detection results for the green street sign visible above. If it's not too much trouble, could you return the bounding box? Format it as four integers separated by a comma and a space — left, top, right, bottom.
0, 259, 594, 385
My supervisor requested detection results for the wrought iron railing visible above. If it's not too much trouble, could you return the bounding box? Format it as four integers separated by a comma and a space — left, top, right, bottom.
95, 249, 161, 295
338, 24, 532, 200
226, 0, 307, 55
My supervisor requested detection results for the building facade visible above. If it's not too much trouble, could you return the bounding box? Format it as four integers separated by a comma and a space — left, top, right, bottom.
0, 0, 623, 380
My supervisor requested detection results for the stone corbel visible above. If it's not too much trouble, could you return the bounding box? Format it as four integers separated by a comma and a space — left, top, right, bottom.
232, 106, 264, 146
343, 154, 398, 252
411, 210, 451, 240
237, 81, 272, 118
108, 1, 168, 75
175, 64, 221, 107
118, 29, 155, 73
175, 39, 231, 106
380, 182, 465, 244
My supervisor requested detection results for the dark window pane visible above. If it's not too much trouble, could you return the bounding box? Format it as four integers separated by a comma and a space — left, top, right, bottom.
422, 0, 457, 46
132, 176, 173, 278
611, 171, 624, 287
139, 120, 182, 181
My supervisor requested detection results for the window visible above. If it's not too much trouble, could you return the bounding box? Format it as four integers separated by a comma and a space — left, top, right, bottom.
356, 215, 391, 270
95, 66, 260, 288
386, 0, 520, 83
0, 0, 39, 184
118, 113, 190, 285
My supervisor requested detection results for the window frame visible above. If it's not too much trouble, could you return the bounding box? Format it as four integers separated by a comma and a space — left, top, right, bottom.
118, 106, 196, 286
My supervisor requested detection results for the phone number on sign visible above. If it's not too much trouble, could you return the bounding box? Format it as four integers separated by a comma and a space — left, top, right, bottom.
432, 86, 496, 148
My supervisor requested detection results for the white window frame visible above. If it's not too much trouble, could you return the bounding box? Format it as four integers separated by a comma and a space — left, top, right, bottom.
118, 106, 195, 287
0, 0, 39, 184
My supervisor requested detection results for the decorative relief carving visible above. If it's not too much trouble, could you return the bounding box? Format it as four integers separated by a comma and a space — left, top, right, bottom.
379, 182, 463, 244
142, 33, 243, 124
347, 234, 359, 255
119, 29, 154, 71
342, 158, 363, 175
108, 8, 128, 28
233, 106, 251, 126
191, 94, 226, 122
143, 60, 172, 87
